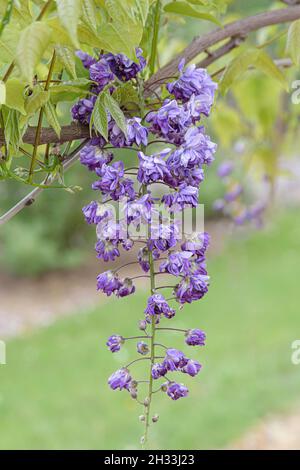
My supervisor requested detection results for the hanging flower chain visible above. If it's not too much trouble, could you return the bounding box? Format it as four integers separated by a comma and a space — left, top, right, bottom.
72, 49, 217, 445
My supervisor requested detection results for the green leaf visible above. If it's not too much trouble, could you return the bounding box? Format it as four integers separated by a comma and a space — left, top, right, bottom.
0, 81, 6, 105
82, 0, 97, 32
164, 1, 221, 26
55, 0, 82, 48
55, 45, 77, 79
90, 94, 108, 141
4, 108, 22, 153
97, 0, 145, 59
15, 22, 52, 84
44, 101, 61, 138
286, 19, 300, 66
104, 93, 127, 136
5, 78, 26, 115
220, 49, 288, 95
112, 82, 140, 109
25, 87, 50, 116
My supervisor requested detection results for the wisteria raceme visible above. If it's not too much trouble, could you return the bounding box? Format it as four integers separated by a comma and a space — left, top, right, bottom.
73, 48, 217, 444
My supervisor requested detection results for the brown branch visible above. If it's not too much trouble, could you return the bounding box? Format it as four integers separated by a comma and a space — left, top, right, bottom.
145, 5, 300, 90
197, 35, 246, 68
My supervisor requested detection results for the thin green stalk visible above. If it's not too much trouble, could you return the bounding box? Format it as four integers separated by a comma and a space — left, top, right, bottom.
28, 50, 56, 182
149, 0, 161, 76
143, 247, 156, 446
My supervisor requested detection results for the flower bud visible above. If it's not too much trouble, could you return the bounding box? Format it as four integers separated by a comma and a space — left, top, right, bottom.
131, 380, 138, 389
152, 414, 159, 423
139, 415, 145, 422
144, 397, 150, 407
138, 320, 147, 331
130, 390, 137, 399
161, 383, 168, 392
140, 436, 145, 445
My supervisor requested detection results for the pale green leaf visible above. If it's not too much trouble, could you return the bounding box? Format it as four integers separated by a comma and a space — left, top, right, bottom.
55, 0, 82, 48
25, 87, 50, 116
104, 93, 127, 136
91, 94, 108, 141
15, 22, 52, 84
55, 45, 77, 79
112, 82, 140, 109
44, 100, 61, 138
5, 78, 26, 115
286, 19, 300, 66
82, 0, 97, 32
164, 1, 221, 26
220, 49, 288, 95
0, 81, 6, 105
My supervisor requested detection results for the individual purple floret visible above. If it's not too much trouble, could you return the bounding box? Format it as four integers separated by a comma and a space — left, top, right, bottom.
182, 359, 202, 377
160, 251, 192, 276
127, 117, 148, 147
162, 184, 199, 211
146, 99, 192, 145
90, 57, 114, 89
137, 149, 171, 185
224, 183, 243, 202
95, 239, 120, 262
166, 382, 189, 400
80, 145, 113, 171
144, 294, 175, 319
163, 349, 187, 371
93, 161, 136, 201
152, 363, 167, 379
76, 50, 97, 69
106, 335, 124, 353
71, 96, 96, 124
104, 48, 146, 81
97, 271, 122, 296
175, 273, 210, 304
82, 201, 112, 225
167, 59, 217, 111
117, 278, 135, 298
108, 368, 132, 390
137, 342, 149, 356
185, 329, 206, 346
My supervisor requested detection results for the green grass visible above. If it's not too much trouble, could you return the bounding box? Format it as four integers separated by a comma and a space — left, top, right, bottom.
0, 211, 299, 449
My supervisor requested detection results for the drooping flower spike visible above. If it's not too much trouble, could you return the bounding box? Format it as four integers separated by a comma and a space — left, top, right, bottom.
73, 48, 217, 444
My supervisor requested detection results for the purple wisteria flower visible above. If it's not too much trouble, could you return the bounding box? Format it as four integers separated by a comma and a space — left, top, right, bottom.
137, 342, 149, 355
97, 271, 121, 296
152, 363, 167, 379
182, 359, 202, 377
82, 201, 112, 225
104, 48, 146, 81
93, 161, 135, 201
108, 368, 132, 390
107, 335, 124, 353
71, 96, 96, 124
75, 55, 217, 434
90, 57, 114, 89
185, 329, 206, 346
137, 149, 171, 184
166, 382, 189, 400
146, 99, 192, 145
167, 59, 217, 111
76, 50, 96, 69
160, 251, 192, 276
80, 145, 113, 171
144, 294, 175, 319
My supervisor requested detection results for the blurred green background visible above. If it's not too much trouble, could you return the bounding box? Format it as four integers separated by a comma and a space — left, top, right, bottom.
0, 211, 299, 449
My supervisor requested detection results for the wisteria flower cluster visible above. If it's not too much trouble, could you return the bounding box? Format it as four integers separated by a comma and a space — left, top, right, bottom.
73, 48, 217, 443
